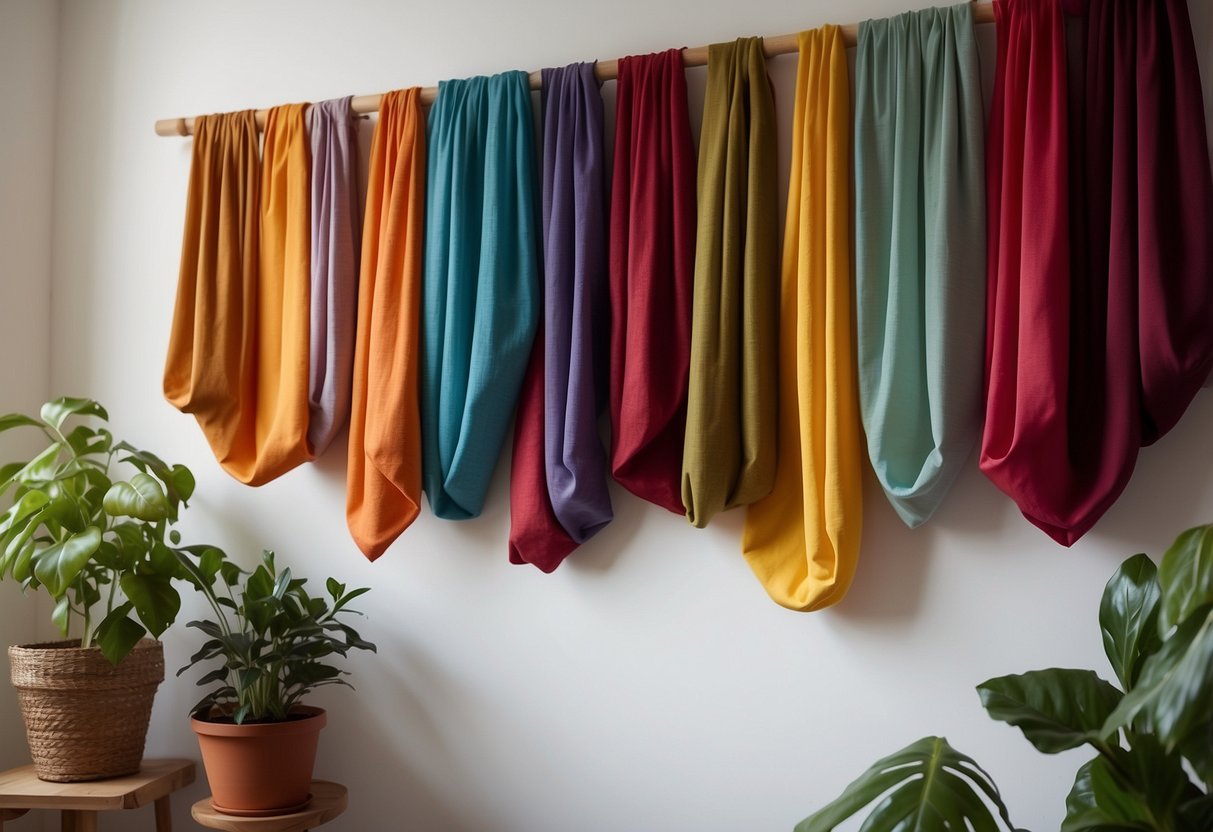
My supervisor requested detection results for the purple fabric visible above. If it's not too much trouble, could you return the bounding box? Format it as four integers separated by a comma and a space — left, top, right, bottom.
540, 63, 613, 543
306, 96, 362, 454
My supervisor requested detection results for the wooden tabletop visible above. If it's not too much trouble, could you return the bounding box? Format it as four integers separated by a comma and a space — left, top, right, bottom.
0, 759, 195, 811
191, 781, 348, 831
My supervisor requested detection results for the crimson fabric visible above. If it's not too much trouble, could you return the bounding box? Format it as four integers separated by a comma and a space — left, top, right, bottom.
981, 0, 1213, 546
608, 49, 696, 515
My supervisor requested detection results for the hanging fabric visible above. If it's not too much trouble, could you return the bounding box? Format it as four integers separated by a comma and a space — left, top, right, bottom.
306, 96, 362, 456
608, 48, 696, 515
853, 4, 986, 528
741, 27, 862, 611
681, 37, 779, 529
422, 72, 541, 520
981, 0, 1213, 545
164, 111, 260, 469
509, 62, 612, 571
346, 89, 427, 560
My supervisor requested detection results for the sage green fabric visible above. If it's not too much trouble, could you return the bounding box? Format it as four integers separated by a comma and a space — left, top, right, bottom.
682, 37, 779, 529
854, 4, 986, 527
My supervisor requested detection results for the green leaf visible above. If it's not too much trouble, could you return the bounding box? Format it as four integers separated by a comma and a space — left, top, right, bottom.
979, 669, 1123, 754
246, 564, 275, 601
273, 566, 292, 600
40, 397, 107, 431
0, 413, 44, 433
0, 489, 50, 538
51, 596, 71, 637
94, 602, 147, 666
120, 573, 180, 637
1179, 719, 1213, 787
102, 473, 169, 521
14, 443, 64, 486
326, 577, 345, 600
1102, 609, 1213, 750
795, 737, 1017, 832
1100, 554, 1162, 691
1179, 795, 1213, 832
32, 526, 101, 596
1061, 757, 1153, 831
168, 464, 195, 503
63, 425, 112, 458
1158, 524, 1213, 632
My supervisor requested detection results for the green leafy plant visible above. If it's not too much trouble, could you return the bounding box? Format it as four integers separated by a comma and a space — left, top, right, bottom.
177, 548, 377, 724
798, 523, 1213, 832
0, 397, 198, 664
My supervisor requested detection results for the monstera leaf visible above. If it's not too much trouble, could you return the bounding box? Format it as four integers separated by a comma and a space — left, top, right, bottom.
978, 670, 1122, 754
795, 737, 1020, 832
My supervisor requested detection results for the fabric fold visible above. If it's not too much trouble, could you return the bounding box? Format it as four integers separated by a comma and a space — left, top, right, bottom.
306, 96, 362, 456
164, 110, 260, 469
346, 89, 427, 560
741, 27, 862, 612
681, 37, 779, 528
854, 4, 986, 528
608, 48, 696, 515
509, 62, 612, 571
422, 72, 541, 520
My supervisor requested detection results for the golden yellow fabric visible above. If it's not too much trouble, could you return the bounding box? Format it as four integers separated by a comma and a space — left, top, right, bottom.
741, 27, 863, 611
346, 89, 426, 560
164, 111, 260, 468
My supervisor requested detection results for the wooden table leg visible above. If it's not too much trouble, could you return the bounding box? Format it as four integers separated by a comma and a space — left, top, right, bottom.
154, 795, 173, 831
62, 809, 99, 832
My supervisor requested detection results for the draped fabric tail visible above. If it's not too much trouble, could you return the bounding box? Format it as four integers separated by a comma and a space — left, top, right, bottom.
306, 96, 362, 455
346, 89, 426, 560
608, 49, 696, 515
1085, 0, 1213, 445
164, 111, 260, 468
854, 4, 986, 528
741, 27, 862, 612
422, 72, 541, 520
682, 37, 779, 528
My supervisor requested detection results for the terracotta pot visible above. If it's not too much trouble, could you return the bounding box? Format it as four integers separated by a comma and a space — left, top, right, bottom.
9, 639, 164, 782
191, 705, 327, 815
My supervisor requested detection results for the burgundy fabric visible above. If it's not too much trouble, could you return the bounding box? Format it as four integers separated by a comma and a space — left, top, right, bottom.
608, 49, 696, 514
981, 0, 1213, 546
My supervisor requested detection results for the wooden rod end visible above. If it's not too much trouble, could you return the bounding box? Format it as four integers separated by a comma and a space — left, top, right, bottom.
154, 117, 189, 137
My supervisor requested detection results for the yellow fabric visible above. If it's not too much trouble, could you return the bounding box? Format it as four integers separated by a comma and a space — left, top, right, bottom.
741, 27, 863, 611
346, 89, 426, 560
164, 111, 260, 467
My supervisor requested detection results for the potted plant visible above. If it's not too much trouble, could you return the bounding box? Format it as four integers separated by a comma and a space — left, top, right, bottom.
798, 523, 1213, 832
0, 397, 199, 781
177, 548, 376, 816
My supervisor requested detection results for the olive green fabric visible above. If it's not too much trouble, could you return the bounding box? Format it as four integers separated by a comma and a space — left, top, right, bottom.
681, 37, 780, 528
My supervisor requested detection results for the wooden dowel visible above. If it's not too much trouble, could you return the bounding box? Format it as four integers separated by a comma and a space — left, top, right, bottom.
154, 1, 995, 137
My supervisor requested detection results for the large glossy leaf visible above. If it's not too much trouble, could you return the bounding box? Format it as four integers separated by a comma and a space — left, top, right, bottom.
120, 572, 180, 637
1061, 757, 1152, 831
1179, 719, 1213, 787
94, 602, 147, 666
13, 443, 63, 486
102, 473, 169, 521
40, 397, 107, 432
32, 526, 101, 596
795, 737, 1018, 832
0, 489, 50, 538
1100, 554, 1162, 690
0, 413, 44, 433
1158, 524, 1213, 632
978, 670, 1123, 753
1102, 609, 1213, 750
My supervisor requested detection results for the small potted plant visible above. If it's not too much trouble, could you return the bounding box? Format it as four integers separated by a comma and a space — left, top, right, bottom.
0, 397, 199, 781
177, 548, 376, 816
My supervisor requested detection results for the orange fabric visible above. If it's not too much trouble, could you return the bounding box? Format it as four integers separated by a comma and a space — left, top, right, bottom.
346, 89, 427, 560
164, 111, 260, 469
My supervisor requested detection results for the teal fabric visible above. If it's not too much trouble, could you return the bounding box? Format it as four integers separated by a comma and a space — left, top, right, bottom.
422, 71, 541, 519
854, 4, 985, 527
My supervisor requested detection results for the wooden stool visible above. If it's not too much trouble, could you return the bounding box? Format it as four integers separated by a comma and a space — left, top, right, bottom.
0, 758, 195, 832
191, 781, 347, 832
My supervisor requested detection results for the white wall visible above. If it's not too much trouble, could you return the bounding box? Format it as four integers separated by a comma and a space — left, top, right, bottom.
41, 1, 1213, 830
0, 0, 56, 774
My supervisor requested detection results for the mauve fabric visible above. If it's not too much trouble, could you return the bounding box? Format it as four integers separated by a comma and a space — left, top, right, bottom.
681, 37, 779, 529
608, 49, 696, 515
981, 0, 1213, 545
306, 96, 362, 456
422, 72, 541, 520
346, 89, 426, 560
509, 62, 612, 571
164, 111, 260, 472
854, 5, 986, 528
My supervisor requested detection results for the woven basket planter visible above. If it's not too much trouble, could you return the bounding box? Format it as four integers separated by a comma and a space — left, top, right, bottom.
9, 639, 165, 782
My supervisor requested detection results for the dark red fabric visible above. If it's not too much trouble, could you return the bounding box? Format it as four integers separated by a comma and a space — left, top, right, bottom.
981, 0, 1213, 546
508, 328, 578, 573
608, 49, 696, 515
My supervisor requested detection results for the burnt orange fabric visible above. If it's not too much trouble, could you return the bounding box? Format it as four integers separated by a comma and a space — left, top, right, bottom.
346, 89, 427, 560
